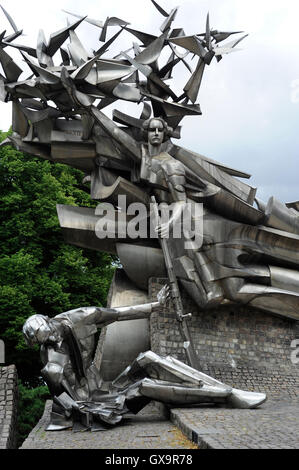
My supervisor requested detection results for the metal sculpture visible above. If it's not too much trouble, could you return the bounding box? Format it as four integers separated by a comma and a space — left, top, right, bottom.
1, 0, 297, 429
1, 3, 298, 321
23, 292, 267, 431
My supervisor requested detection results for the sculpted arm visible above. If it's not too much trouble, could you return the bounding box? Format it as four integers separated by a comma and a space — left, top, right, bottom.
92, 285, 170, 327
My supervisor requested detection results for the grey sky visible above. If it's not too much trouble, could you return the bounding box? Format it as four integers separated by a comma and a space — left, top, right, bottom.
0, 0, 298, 203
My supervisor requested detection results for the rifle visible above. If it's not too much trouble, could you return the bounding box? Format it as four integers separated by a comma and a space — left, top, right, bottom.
151, 196, 201, 370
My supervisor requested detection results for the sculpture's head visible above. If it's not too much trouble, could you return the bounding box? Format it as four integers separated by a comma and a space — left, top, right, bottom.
143, 117, 173, 147
23, 315, 54, 347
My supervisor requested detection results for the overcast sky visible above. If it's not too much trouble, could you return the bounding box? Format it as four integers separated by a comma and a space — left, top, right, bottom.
0, 0, 298, 203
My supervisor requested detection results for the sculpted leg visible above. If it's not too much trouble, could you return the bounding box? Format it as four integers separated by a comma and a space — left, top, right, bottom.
112, 351, 267, 409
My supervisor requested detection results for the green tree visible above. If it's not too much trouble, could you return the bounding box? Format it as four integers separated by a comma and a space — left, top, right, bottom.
0, 130, 115, 385
17, 382, 51, 446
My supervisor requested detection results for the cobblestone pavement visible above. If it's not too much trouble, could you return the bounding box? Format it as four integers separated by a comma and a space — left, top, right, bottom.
21, 398, 299, 450
21, 401, 198, 450
171, 399, 299, 449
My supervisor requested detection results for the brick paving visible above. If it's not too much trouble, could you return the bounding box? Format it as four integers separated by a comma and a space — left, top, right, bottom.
171, 399, 299, 449
21, 401, 197, 450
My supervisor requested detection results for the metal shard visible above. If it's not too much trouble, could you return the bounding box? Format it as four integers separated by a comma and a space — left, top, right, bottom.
168, 35, 207, 58
214, 35, 248, 56
20, 104, 60, 123
286, 201, 299, 212
214, 47, 240, 57
6, 79, 47, 101
37, 29, 54, 68
140, 102, 152, 120
150, 0, 169, 17
12, 101, 29, 136
124, 27, 158, 47
184, 58, 205, 103
3, 30, 23, 43
148, 73, 178, 100
95, 28, 124, 57
160, 8, 178, 33
100, 17, 129, 42
211, 30, 244, 43
0, 76, 7, 101
30, 64, 60, 85
0, 4, 18, 33
112, 83, 141, 102
205, 13, 212, 51
113, 109, 143, 129
62, 9, 104, 29
143, 93, 202, 116
68, 30, 89, 66
133, 42, 142, 57
121, 51, 152, 78
97, 96, 117, 110
90, 106, 141, 162
0, 46, 23, 82
60, 48, 70, 66
47, 17, 86, 57
135, 32, 167, 65
174, 146, 256, 203
265, 197, 299, 235
71, 55, 99, 81
223, 34, 249, 49
159, 52, 178, 79
93, 60, 134, 85
4, 41, 37, 58
168, 43, 192, 73
0, 30, 6, 43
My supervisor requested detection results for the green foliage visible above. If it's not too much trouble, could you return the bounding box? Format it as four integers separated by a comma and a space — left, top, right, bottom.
17, 382, 50, 447
0, 130, 115, 384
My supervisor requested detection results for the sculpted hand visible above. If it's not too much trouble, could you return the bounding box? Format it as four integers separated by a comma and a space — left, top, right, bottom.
157, 285, 171, 306
155, 221, 171, 239
155, 201, 186, 239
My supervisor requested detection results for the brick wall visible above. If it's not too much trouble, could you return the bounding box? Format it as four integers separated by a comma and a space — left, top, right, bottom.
150, 278, 299, 398
0, 365, 18, 449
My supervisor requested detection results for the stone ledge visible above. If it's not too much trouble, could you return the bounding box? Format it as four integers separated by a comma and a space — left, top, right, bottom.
0, 365, 18, 449
170, 399, 299, 449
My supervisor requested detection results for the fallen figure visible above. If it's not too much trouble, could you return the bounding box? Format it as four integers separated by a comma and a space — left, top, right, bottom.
23, 286, 267, 432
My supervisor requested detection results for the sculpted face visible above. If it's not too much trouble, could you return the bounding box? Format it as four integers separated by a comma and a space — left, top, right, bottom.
148, 119, 165, 147
23, 315, 61, 347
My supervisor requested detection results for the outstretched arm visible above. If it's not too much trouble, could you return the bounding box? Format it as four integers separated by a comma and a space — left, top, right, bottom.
90, 285, 170, 327
56, 286, 170, 330
113, 284, 170, 320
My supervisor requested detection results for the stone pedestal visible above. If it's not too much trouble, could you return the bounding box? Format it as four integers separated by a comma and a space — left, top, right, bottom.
0, 365, 18, 449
